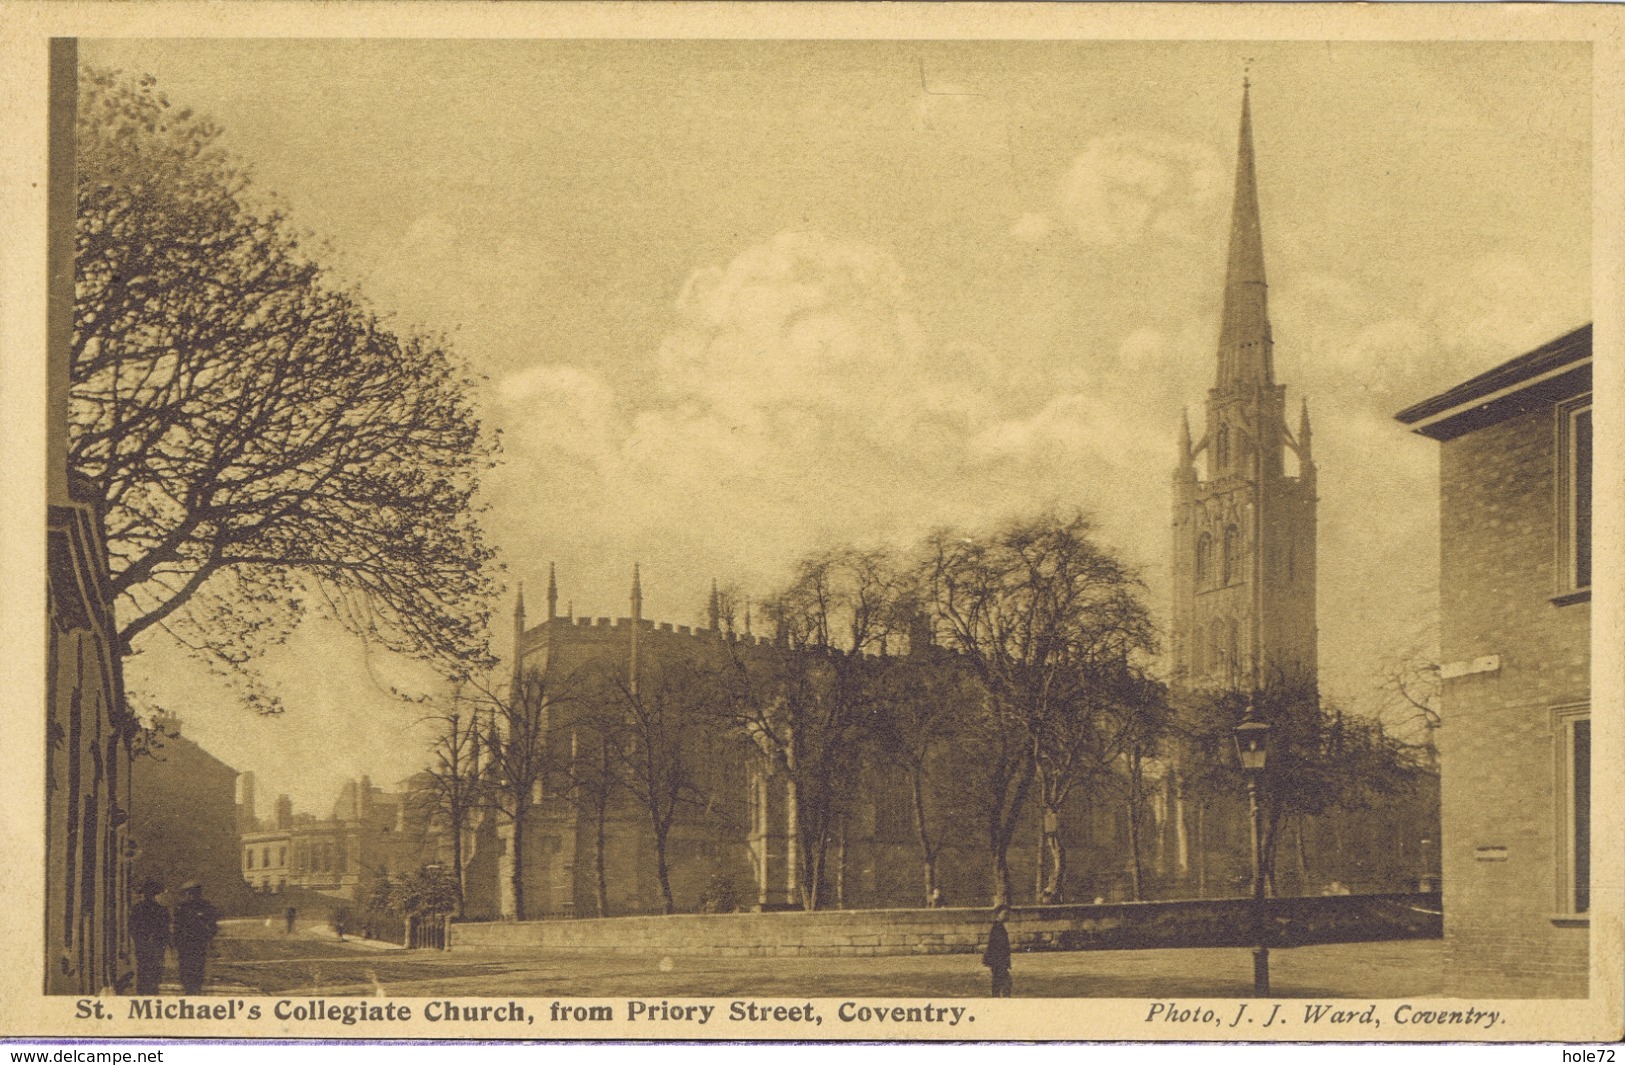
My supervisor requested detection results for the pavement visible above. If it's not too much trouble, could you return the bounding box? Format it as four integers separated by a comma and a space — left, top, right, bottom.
191, 919, 1450, 999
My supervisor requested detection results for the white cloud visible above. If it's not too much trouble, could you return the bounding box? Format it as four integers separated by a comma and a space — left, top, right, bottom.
1054, 133, 1224, 247
494, 364, 623, 462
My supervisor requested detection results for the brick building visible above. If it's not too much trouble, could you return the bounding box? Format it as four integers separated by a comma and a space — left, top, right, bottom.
128, 714, 252, 913
238, 775, 427, 908
1395, 323, 1591, 996
44, 38, 137, 995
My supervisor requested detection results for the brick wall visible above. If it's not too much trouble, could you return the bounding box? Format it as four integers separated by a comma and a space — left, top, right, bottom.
1437, 403, 1590, 996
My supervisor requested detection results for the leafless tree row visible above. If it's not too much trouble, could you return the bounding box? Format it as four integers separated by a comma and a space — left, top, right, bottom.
411, 512, 1428, 917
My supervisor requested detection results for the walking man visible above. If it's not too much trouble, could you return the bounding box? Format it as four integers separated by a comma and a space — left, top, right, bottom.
171, 881, 219, 995
129, 878, 169, 995
284, 906, 297, 935
982, 903, 1013, 997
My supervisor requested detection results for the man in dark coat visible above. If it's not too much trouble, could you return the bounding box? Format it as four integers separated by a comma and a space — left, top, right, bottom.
982, 903, 1012, 997
128, 878, 169, 995
284, 906, 297, 935
171, 881, 219, 995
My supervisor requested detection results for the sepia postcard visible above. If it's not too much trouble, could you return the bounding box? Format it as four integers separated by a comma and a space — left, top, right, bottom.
0, 1, 1620, 1047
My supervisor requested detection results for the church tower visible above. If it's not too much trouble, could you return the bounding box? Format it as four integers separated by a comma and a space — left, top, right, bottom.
1171, 83, 1318, 692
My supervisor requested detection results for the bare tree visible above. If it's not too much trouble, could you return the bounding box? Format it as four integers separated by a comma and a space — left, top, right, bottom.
469, 670, 575, 921
411, 688, 486, 917
726, 547, 907, 910
870, 638, 979, 906
1377, 652, 1442, 767
1179, 682, 1431, 893
1032, 665, 1168, 903
71, 70, 498, 707
609, 659, 723, 915
924, 512, 1154, 907
544, 702, 620, 919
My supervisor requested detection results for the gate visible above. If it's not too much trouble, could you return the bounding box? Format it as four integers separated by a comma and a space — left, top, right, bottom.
407, 913, 449, 950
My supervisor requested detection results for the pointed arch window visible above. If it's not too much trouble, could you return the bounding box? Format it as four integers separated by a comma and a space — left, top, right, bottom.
1215, 426, 1230, 471
1226, 618, 1241, 677
1196, 533, 1213, 586
1209, 626, 1224, 681
1222, 525, 1240, 585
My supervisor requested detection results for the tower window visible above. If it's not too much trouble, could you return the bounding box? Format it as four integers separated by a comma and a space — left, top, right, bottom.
1196, 533, 1213, 586
1215, 426, 1230, 471
1222, 525, 1240, 585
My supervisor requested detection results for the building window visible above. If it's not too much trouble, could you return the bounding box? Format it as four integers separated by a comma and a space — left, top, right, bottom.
1215, 426, 1230, 471
279, 845, 287, 867
1574, 718, 1589, 914
246, 849, 254, 870
1196, 533, 1213, 586
1557, 397, 1592, 596
1554, 707, 1590, 917
1222, 525, 1240, 586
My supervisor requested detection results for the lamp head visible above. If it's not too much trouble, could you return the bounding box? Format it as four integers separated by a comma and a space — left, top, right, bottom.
1233, 707, 1271, 774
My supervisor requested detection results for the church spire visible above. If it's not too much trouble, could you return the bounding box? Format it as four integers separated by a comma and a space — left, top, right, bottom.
1216, 81, 1274, 392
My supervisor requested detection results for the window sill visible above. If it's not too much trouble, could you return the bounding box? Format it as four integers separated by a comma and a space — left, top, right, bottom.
1549, 914, 1590, 928
1550, 589, 1590, 607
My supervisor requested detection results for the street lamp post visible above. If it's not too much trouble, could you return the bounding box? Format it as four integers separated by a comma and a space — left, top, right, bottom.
1234, 706, 1272, 996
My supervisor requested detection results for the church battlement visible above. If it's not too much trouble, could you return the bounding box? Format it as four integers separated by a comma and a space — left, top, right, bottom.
523, 612, 776, 647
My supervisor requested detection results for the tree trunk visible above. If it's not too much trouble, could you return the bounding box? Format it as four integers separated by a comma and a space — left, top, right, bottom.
992, 845, 1012, 909
1195, 800, 1207, 899
1294, 816, 1309, 892
1045, 806, 1068, 905
593, 794, 609, 918
989, 753, 1037, 909
509, 808, 527, 921
451, 809, 466, 919
834, 817, 847, 910
1126, 749, 1145, 901
910, 768, 939, 906
785, 775, 807, 910
654, 830, 675, 915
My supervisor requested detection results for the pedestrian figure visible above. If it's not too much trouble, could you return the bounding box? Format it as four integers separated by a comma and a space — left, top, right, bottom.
171, 881, 219, 995
284, 906, 297, 935
129, 878, 169, 995
929, 888, 946, 908
982, 903, 1013, 997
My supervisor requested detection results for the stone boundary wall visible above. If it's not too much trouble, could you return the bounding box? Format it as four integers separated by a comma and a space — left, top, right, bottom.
449, 893, 1441, 956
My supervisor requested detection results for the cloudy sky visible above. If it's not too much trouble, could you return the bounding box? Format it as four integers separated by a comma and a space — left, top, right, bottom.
81, 39, 1591, 815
